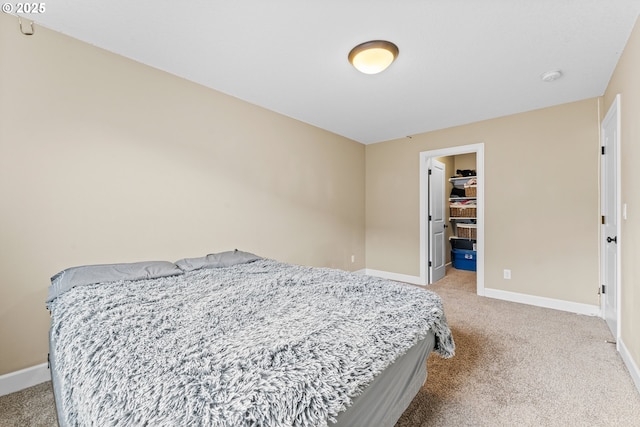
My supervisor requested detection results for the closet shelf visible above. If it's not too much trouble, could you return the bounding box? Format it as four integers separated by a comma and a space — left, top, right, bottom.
449, 176, 476, 183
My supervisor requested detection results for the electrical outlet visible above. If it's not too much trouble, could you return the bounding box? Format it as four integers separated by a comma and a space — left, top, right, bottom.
504, 269, 511, 280
351, 255, 355, 263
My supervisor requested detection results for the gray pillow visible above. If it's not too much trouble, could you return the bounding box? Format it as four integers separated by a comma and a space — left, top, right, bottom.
47, 261, 183, 303
175, 250, 262, 272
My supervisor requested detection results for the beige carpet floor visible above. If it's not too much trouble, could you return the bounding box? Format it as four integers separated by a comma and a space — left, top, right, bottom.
1, 266, 639, 426
396, 267, 640, 427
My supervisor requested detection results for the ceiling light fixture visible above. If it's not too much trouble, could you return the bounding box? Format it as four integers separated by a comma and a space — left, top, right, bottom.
540, 69, 563, 82
348, 40, 399, 75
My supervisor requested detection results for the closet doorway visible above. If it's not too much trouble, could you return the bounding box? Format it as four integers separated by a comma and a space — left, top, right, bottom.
419, 143, 484, 295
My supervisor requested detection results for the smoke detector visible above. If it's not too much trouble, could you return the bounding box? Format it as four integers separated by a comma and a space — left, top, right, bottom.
540, 69, 563, 82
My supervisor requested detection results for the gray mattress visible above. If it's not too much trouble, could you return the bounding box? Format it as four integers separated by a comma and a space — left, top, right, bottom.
47, 254, 453, 426
331, 333, 434, 426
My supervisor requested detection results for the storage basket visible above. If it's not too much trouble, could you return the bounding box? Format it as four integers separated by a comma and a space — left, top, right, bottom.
464, 185, 477, 197
457, 223, 477, 239
450, 206, 477, 217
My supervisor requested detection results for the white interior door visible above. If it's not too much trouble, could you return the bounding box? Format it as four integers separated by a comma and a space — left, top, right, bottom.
429, 159, 446, 284
601, 95, 620, 340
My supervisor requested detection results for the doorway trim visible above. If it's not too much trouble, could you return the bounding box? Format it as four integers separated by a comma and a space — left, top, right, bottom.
419, 143, 484, 294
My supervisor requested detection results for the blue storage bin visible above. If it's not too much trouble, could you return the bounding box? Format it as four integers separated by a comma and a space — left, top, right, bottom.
452, 249, 477, 271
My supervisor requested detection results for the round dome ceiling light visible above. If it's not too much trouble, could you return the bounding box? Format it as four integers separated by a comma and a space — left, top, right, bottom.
540, 69, 563, 82
348, 40, 399, 75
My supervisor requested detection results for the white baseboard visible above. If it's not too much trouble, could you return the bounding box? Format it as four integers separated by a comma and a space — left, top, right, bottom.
0, 363, 51, 397
484, 287, 601, 316
362, 269, 600, 317
619, 338, 640, 395
363, 269, 424, 285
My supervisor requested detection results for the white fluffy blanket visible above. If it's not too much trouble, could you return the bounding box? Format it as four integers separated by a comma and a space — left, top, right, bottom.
48, 259, 454, 426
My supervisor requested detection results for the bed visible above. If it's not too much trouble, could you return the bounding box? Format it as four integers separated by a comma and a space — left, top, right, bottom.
46, 250, 454, 426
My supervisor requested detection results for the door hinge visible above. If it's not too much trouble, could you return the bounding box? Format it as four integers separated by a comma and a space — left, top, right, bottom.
601, 146, 605, 155
429, 261, 432, 267
428, 215, 432, 221
601, 285, 606, 294
602, 215, 605, 225
428, 169, 432, 175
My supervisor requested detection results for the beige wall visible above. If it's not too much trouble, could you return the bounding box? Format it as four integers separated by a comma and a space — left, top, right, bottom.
0, 14, 365, 374
454, 153, 477, 172
366, 99, 600, 304
603, 16, 640, 381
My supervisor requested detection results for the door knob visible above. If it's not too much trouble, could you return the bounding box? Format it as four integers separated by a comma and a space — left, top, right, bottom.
607, 236, 617, 243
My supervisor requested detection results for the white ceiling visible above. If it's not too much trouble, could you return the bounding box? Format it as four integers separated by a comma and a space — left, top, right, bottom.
19, 0, 640, 144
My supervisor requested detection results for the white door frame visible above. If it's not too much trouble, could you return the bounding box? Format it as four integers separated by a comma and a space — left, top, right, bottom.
600, 94, 622, 344
419, 143, 484, 294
